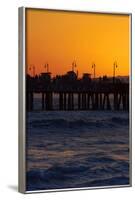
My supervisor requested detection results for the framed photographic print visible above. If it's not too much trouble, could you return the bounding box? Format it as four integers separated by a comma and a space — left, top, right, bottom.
19, 7, 132, 193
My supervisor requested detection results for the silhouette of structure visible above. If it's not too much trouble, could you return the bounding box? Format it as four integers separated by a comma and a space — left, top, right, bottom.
113, 61, 118, 83
26, 70, 129, 111
92, 62, 96, 79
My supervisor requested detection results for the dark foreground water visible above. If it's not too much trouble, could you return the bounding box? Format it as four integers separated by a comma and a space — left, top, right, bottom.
26, 110, 129, 191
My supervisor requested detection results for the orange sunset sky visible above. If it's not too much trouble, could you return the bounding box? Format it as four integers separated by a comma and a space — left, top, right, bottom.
26, 9, 130, 78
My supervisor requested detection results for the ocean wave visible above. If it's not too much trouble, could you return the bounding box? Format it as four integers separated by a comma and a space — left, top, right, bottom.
26, 162, 129, 191
76, 176, 129, 188
26, 111, 129, 191
28, 116, 129, 130
111, 117, 129, 125
26, 164, 89, 191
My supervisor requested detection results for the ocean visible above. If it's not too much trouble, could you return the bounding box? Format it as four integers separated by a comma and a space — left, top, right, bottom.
26, 94, 130, 191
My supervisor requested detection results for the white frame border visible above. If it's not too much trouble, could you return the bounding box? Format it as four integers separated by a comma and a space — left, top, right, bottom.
18, 7, 132, 194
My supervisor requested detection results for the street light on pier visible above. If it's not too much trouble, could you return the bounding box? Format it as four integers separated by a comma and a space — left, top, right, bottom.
72, 61, 77, 72
92, 62, 96, 79
44, 63, 49, 73
113, 61, 118, 83
29, 64, 35, 77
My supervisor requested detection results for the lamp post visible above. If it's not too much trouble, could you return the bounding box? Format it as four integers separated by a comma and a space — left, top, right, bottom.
92, 62, 96, 79
44, 63, 49, 73
113, 61, 118, 83
72, 61, 77, 72
29, 64, 35, 77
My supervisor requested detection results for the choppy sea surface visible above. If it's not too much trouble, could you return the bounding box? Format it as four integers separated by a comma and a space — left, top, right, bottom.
26, 95, 130, 191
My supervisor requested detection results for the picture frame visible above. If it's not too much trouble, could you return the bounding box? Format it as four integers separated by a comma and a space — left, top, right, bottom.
19, 7, 132, 193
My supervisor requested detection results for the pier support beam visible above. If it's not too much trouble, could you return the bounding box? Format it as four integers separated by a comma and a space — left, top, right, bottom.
42, 93, 45, 110
78, 93, 81, 110
99, 93, 103, 109
46, 92, 53, 110
27, 87, 129, 111
29, 92, 33, 111
63, 93, 67, 110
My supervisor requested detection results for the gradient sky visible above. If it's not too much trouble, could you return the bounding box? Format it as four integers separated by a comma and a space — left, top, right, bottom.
26, 9, 130, 78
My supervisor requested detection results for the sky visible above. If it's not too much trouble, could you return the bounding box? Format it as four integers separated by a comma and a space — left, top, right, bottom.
26, 9, 130, 78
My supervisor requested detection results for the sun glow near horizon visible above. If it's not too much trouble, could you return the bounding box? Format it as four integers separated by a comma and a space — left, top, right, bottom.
26, 9, 130, 78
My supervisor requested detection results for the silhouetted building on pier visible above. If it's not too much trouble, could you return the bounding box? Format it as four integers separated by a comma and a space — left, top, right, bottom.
40, 72, 51, 82
66, 71, 77, 80
82, 73, 91, 82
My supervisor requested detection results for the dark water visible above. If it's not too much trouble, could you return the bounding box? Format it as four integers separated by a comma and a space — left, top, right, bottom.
26, 109, 129, 191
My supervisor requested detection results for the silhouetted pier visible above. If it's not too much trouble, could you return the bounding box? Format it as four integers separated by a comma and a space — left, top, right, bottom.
26, 70, 129, 111
26, 84, 129, 111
